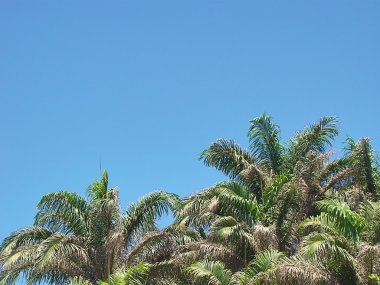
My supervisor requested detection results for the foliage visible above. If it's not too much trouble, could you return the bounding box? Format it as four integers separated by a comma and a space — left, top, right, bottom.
1, 114, 380, 285
0, 171, 178, 285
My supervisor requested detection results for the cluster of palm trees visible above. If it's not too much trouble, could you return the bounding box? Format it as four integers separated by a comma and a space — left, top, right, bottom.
1, 114, 380, 285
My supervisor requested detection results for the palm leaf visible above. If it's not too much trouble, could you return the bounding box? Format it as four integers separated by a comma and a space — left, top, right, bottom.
248, 113, 283, 174
200, 139, 253, 179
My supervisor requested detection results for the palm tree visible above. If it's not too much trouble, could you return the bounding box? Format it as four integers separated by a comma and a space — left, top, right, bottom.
0, 171, 178, 285
175, 181, 273, 265
344, 137, 380, 198
2, 114, 380, 285
297, 198, 380, 284
200, 114, 339, 201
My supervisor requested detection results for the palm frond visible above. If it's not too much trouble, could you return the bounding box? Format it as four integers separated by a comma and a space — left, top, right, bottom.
248, 113, 283, 174
288, 116, 339, 168
125, 231, 174, 265
248, 249, 285, 275
35, 191, 89, 236
87, 170, 109, 201
316, 198, 366, 242
98, 262, 151, 285
200, 139, 253, 179
186, 260, 232, 285
300, 232, 355, 264
345, 137, 379, 195
124, 192, 179, 240
179, 242, 245, 271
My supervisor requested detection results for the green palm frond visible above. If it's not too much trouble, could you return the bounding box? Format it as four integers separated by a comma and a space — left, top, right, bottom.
176, 182, 261, 231
248, 113, 284, 174
345, 137, 379, 195
216, 182, 262, 225
98, 262, 151, 285
87, 170, 109, 201
0, 171, 178, 285
124, 192, 179, 240
186, 260, 232, 285
316, 198, 366, 242
1, 226, 52, 253
200, 139, 253, 179
35, 191, 89, 235
209, 216, 255, 254
298, 213, 339, 237
248, 249, 285, 275
262, 173, 290, 211
175, 184, 222, 227
369, 274, 380, 285
244, 254, 329, 285
300, 232, 355, 263
359, 201, 380, 244
288, 116, 339, 168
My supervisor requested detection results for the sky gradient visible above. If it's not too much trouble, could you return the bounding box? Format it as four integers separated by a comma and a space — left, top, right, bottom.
1, 2, 379, 278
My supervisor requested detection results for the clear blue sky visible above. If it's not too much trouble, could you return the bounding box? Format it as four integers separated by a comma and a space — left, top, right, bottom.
0, 0, 379, 268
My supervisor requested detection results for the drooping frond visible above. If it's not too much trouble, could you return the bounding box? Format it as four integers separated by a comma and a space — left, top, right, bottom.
298, 213, 340, 237
175, 184, 222, 228
238, 164, 269, 199
300, 232, 355, 263
124, 192, 179, 240
176, 182, 261, 231
186, 260, 232, 285
240, 254, 330, 285
298, 198, 367, 284
209, 216, 255, 254
248, 249, 285, 275
316, 198, 366, 242
259, 255, 330, 285
165, 225, 202, 246
125, 231, 174, 265
178, 242, 245, 271
200, 139, 253, 179
0, 226, 90, 285
35, 191, 89, 236
216, 182, 262, 225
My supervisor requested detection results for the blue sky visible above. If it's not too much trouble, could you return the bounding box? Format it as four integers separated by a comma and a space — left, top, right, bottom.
0, 0, 379, 278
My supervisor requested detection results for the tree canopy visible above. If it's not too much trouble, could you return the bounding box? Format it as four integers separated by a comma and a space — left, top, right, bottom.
1, 114, 380, 285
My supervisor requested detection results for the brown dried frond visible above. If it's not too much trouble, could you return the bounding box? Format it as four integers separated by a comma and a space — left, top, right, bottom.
252, 223, 278, 252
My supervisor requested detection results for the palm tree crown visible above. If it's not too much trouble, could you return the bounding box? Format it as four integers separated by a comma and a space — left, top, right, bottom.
0, 171, 178, 285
